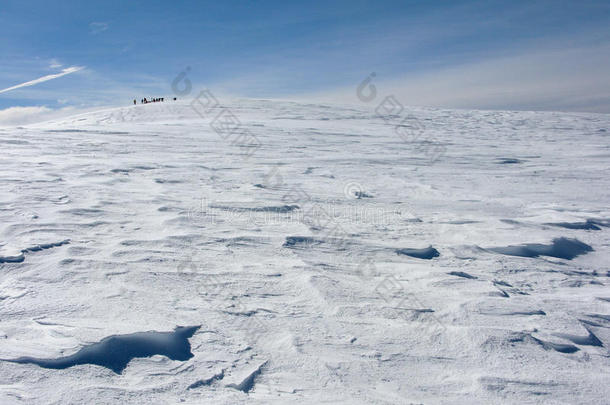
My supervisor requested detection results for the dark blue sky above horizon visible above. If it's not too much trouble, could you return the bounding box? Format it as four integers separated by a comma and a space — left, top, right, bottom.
1, 0, 609, 114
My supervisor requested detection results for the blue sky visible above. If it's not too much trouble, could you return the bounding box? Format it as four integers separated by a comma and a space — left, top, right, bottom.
1, 0, 609, 121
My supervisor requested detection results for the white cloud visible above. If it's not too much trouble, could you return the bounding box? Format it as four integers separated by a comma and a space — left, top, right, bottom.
0, 66, 85, 94
292, 44, 610, 113
377, 45, 610, 113
89, 22, 109, 34
0, 106, 90, 126
49, 59, 62, 69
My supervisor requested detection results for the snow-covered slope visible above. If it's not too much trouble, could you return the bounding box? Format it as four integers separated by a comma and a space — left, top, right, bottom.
0, 100, 609, 404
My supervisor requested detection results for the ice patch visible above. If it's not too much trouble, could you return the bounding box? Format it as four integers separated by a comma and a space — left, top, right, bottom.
212, 204, 299, 213
448, 271, 477, 279
395, 246, 440, 259
546, 219, 609, 230
496, 158, 523, 164
4, 326, 200, 374
354, 191, 373, 199
283, 236, 321, 247
488, 237, 593, 260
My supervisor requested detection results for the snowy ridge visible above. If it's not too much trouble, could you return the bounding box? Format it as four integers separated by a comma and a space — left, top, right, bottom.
0, 100, 609, 403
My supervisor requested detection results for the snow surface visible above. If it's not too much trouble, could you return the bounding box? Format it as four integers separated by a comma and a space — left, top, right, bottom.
0, 99, 609, 404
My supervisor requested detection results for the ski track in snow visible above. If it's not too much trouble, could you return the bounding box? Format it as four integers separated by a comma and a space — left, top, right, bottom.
0, 100, 609, 403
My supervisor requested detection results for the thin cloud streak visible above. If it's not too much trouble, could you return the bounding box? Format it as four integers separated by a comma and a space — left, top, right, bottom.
0, 66, 85, 94
89, 22, 109, 35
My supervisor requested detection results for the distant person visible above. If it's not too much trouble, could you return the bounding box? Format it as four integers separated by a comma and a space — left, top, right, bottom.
133, 99, 136, 105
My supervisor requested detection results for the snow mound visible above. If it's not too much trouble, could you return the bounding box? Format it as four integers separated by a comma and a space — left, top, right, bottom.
31, 100, 216, 127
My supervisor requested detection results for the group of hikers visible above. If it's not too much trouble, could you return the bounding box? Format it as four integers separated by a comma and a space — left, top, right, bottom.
133, 97, 177, 105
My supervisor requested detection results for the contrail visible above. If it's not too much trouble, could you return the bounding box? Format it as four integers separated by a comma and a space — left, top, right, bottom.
0, 66, 84, 94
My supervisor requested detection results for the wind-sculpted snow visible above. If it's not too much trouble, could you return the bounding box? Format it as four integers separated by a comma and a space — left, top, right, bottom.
225, 361, 268, 393
527, 334, 580, 354
0, 240, 69, 263
554, 325, 603, 347
0, 100, 609, 403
